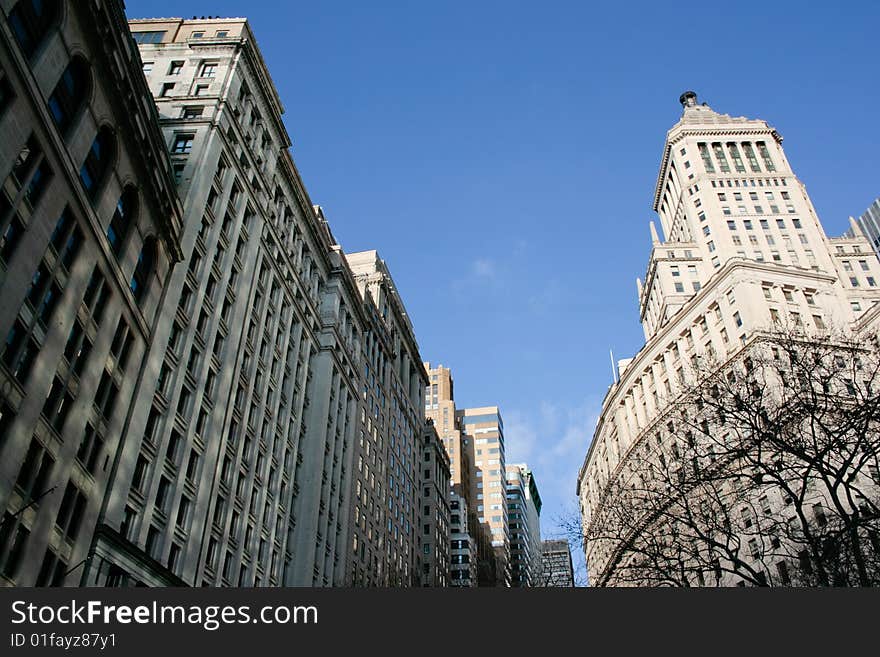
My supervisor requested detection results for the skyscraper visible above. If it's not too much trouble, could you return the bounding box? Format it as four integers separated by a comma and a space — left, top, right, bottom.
0, 0, 183, 586
459, 405, 508, 586
852, 198, 880, 259
423, 362, 478, 586
577, 91, 880, 586
505, 463, 541, 586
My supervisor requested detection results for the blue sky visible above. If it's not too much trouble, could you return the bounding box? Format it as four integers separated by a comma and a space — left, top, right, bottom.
128, 1, 880, 579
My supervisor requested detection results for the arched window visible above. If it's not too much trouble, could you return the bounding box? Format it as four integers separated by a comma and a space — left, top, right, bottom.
8, 0, 60, 59
47, 56, 90, 135
130, 237, 156, 303
107, 186, 137, 257
79, 126, 115, 199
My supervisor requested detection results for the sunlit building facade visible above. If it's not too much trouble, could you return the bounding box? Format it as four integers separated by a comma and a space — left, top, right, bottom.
577, 91, 880, 586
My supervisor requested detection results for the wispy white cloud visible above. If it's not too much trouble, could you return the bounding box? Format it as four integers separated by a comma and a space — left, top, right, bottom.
471, 257, 496, 279
503, 397, 600, 545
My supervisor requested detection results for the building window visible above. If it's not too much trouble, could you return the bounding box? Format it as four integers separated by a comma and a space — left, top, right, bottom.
756, 142, 776, 172
172, 134, 194, 154
743, 142, 761, 172
711, 143, 730, 172
79, 127, 115, 200
64, 318, 92, 377
168, 60, 184, 75
727, 143, 745, 172
130, 237, 156, 303
7, 0, 59, 59
697, 143, 714, 173
35, 547, 67, 587
76, 423, 104, 475
14, 437, 54, 504
106, 186, 137, 257
0, 517, 30, 579
132, 30, 166, 44
182, 106, 203, 119
199, 62, 218, 78
94, 369, 119, 422
159, 82, 174, 97
55, 482, 88, 542
47, 57, 91, 135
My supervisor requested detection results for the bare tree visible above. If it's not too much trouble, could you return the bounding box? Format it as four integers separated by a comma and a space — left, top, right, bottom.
580, 327, 880, 587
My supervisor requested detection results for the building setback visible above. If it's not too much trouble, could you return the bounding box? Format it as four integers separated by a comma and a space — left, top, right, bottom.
0, 0, 183, 586
540, 539, 575, 587
577, 91, 880, 586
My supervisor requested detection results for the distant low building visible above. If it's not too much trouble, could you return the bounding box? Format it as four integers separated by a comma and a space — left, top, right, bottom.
541, 540, 575, 587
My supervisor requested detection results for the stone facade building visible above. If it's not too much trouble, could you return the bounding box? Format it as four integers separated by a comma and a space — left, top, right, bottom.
70, 16, 369, 588
343, 250, 427, 586
577, 91, 880, 586
0, 0, 182, 586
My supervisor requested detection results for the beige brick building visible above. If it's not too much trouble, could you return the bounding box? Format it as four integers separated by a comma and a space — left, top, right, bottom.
459, 405, 509, 586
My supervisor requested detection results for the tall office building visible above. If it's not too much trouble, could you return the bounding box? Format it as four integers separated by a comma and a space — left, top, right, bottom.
505, 463, 541, 587
0, 0, 183, 586
459, 405, 509, 586
344, 250, 427, 586
423, 362, 478, 586
417, 420, 450, 586
72, 16, 369, 587
577, 91, 880, 586
540, 539, 575, 587
852, 198, 880, 259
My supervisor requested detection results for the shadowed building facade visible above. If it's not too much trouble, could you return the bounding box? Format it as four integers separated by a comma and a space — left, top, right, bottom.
89, 16, 371, 588
418, 420, 450, 586
0, 0, 182, 586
